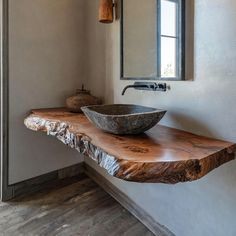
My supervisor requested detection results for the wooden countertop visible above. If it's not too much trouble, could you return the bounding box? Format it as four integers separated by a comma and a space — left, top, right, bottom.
24, 108, 236, 184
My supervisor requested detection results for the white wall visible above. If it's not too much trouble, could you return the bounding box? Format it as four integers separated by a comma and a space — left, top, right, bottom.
83, 0, 107, 100
8, 0, 86, 184
85, 0, 236, 235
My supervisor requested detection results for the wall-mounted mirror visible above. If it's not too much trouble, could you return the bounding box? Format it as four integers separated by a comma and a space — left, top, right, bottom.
121, 0, 194, 81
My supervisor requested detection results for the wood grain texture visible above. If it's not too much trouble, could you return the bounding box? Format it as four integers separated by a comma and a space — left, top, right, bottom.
99, 0, 114, 23
0, 175, 153, 236
24, 108, 236, 184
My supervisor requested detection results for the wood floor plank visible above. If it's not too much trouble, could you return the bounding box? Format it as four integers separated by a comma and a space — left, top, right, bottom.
32, 194, 114, 235
123, 222, 155, 236
0, 176, 154, 236
1, 179, 100, 232
6, 189, 108, 235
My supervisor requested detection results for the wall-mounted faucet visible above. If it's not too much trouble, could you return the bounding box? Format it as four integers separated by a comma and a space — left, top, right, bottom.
122, 82, 168, 96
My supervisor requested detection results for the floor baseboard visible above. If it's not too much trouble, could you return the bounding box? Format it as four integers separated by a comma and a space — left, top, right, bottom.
4, 162, 84, 201
84, 163, 174, 236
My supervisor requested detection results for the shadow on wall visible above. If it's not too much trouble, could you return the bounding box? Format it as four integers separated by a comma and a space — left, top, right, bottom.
166, 112, 218, 139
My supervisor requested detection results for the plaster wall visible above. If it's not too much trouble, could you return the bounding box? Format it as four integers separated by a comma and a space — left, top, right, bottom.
85, 0, 236, 235
8, 0, 86, 184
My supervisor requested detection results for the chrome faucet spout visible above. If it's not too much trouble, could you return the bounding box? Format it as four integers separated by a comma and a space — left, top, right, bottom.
121, 82, 167, 96
122, 84, 149, 95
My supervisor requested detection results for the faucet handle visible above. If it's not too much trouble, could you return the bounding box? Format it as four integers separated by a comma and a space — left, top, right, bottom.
155, 83, 167, 91
134, 82, 167, 92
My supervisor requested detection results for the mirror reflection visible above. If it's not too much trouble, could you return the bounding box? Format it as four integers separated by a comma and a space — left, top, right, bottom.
121, 0, 193, 81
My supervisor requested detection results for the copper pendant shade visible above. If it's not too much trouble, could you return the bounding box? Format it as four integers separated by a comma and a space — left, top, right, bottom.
99, 0, 114, 23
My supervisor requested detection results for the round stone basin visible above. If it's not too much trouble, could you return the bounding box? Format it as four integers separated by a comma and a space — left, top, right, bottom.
81, 104, 166, 135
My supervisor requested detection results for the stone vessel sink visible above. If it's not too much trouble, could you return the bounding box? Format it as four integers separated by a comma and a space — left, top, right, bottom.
81, 104, 166, 135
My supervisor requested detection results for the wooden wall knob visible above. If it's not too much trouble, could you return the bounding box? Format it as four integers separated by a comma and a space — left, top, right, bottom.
99, 0, 114, 23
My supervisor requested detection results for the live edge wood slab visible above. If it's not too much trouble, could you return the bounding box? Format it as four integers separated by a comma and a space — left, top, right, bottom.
24, 108, 236, 184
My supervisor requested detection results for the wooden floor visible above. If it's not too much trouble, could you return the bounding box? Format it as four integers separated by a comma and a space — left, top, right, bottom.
0, 175, 154, 236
